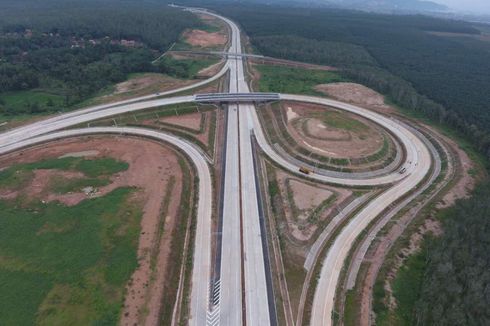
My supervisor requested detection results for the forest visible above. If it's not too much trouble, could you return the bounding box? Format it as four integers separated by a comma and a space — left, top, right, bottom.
414, 183, 490, 325
199, 2, 490, 161
0, 0, 201, 115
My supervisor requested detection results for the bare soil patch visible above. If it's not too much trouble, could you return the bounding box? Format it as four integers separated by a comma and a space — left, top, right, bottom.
275, 169, 352, 243
92, 73, 195, 105
289, 179, 332, 211
0, 136, 186, 326
159, 111, 203, 131
315, 83, 395, 114
139, 109, 215, 150
283, 102, 385, 159
197, 60, 226, 78
437, 137, 476, 208
183, 29, 227, 48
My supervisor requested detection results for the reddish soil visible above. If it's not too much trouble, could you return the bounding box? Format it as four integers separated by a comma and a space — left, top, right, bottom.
437, 136, 476, 208
197, 60, 226, 78
159, 111, 203, 131
0, 136, 186, 326
114, 73, 192, 94
282, 102, 385, 159
289, 179, 332, 212
315, 83, 395, 114
183, 29, 227, 48
140, 109, 216, 151
0, 169, 84, 203
275, 169, 351, 242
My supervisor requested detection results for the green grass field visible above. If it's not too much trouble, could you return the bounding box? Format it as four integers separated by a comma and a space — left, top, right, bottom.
0, 90, 64, 115
256, 64, 344, 95
315, 111, 368, 132
0, 156, 128, 192
374, 247, 428, 326
0, 157, 138, 325
156, 56, 219, 79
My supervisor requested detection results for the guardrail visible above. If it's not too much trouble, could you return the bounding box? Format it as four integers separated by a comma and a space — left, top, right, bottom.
170, 50, 265, 59
195, 93, 280, 103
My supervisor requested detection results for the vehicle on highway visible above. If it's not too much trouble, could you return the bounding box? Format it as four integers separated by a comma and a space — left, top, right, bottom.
299, 166, 312, 175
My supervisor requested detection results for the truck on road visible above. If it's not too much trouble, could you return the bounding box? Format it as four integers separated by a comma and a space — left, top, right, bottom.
299, 166, 312, 175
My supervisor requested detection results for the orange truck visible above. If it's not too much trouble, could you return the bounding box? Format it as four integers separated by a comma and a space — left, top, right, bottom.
299, 166, 312, 175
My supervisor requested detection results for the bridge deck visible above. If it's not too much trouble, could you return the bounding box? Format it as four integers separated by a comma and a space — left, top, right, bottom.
195, 93, 280, 103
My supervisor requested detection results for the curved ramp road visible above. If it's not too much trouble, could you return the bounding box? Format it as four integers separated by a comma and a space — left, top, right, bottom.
246, 94, 426, 186
309, 141, 430, 325
0, 127, 214, 325
0, 7, 435, 326
0, 95, 194, 149
0, 61, 229, 148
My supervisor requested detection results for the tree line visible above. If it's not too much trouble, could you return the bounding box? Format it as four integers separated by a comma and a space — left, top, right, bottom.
0, 0, 203, 115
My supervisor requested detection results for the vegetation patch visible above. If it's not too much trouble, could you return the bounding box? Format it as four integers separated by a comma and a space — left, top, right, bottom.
155, 56, 219, 79
314, 111, 368, 133
0, 187, 142, 325
0, 0, 202, 119
0, 156, 128, 191
256, 64, 344, 95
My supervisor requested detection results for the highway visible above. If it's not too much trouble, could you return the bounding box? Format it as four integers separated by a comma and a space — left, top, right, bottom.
232, 10, 273, 325
0, 7, 434, 326
215, 11, 432, 326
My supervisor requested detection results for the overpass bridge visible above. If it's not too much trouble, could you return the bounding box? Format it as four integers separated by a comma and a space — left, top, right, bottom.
195, 92, 280, 103
169, 50, 265, 59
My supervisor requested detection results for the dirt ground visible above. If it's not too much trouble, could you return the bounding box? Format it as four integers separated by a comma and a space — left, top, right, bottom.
315, 83, 395, 114
0, 136, 186, 326
114, 73, 190, 94
282, 102, 386, 159
275, 169, 352, 242
436, 136, 476, 208
197, 60, 226, 78
289, 179, 332, 212
183, 29, 227, 48
140, 109, 216, 150
94, 73, 195, 105
159, 111, 203, 131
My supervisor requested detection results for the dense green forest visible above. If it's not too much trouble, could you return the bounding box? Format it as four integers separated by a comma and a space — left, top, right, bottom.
414, 184, 490, 325
0, 0, 202, 115
196, 2, 490, 161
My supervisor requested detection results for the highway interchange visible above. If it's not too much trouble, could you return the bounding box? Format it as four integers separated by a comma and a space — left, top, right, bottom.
0, 7, 433, 326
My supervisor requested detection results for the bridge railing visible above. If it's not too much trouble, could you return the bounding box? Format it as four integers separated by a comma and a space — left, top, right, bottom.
195, 93, 280, 103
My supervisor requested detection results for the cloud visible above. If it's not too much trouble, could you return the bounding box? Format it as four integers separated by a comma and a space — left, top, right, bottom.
433, 0, 490, 13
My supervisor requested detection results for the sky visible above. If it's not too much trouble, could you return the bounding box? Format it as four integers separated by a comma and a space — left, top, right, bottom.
433, 0, 490, 14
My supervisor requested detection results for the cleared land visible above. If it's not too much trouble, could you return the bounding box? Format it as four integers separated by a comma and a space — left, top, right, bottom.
178, 12, 229, 51
285, 102, 384, 159
0, 136, 190, 325
86, 103, 219, 157
258, 101, 395, 171
315, 82, 394, 114
264, 159, 370, 319
183, 29, 227, 48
